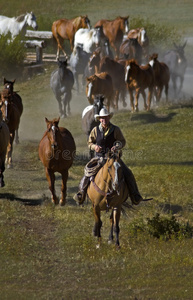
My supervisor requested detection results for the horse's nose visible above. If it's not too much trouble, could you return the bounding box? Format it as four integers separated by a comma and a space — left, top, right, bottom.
51, 143, 57, 150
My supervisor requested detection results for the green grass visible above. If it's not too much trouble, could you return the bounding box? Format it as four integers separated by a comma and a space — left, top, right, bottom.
1, 1, 193, 299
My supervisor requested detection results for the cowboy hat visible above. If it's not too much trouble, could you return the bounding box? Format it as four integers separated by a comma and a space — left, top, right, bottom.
94, 107, 113, 121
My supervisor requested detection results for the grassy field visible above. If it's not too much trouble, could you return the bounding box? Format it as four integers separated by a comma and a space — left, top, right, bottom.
1, 1, 193, 299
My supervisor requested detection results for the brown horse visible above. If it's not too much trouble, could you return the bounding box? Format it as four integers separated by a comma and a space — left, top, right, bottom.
3, 78, 23, 143
127, 28, 149, 61
149, 53, 170, 103
52, 15, 90, 59
86, 72, 114, 111
0, 109, 10, 186
87, 151, 129, 248
0, 89, 20, 168
125, 59, 154, 112
94, 16, 129, 58
119, 38, 143, 64
38, 117, 76, 206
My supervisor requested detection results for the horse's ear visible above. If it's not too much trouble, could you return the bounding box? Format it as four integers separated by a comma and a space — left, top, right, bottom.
45, 117, 49, 123
182, 40, 187, 49
3, 78, 6, 84
173, 42, 178, 49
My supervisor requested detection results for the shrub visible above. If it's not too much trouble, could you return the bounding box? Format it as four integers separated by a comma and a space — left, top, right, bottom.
129, 213, 193, 240
0, 34, 26, 78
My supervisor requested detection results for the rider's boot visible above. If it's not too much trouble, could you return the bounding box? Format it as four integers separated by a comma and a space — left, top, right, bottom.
73, 176, 90, 205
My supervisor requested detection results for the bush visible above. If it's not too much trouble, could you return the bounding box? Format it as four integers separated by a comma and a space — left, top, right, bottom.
0, 35, 26, 79
129, 213, 193, 240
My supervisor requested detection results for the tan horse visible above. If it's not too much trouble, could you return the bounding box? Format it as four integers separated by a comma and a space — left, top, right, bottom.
38, 117, 76, 206
52, 15, 90, 59
0, 89, 20, 168
0, 108, 10, 186
87, 152, 129, 248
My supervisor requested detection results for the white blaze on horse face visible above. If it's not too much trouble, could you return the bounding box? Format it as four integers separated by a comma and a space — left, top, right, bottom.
125, 65, 130, 82
4, 100, 8, 118
125, 20, 129, 33
87, 82, 93, 98
149, 59, 154, 67
140, 29, 146, 43
113, 161, 121, 191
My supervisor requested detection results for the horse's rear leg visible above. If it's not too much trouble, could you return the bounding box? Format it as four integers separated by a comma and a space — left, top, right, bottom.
147, 89, 153, 111
60, 169, 68, 206
128, 89, 134, 112
45, 168, 59, 205
15, 129, 19, 144
6, 133, 14, 168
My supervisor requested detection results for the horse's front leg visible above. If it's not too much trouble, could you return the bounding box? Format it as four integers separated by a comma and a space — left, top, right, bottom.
113, 207, 121, 248
135, 89, 140, 112
147, 88, 153, 111
60, 169, 68, 206
93, 204, 102, 247
45, 168, 59, 205
128, 88, 134, 112
108, 210, 114, 243
15, 129, 19, 144
141, 89, 147, 111
6, 132, 14, 168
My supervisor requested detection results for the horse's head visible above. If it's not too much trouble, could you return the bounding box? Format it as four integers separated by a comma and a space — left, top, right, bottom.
0, 89, 12, 123
89, 49, 100, 68
45, 117, 60, 149
57, 59, 68, 80
125, 59, 138, 83
149, 53, 158, 67
92, 27, 101, 48
139, 28, 148, 46
80, 15, 91, 30
174, 41, 187, 64
93, 94, 105, 115
86, 75, 96, 103
106, 151, 122, 194
3, 78, 15, 94
26, 12, 38, 30
118, 16, 129, 34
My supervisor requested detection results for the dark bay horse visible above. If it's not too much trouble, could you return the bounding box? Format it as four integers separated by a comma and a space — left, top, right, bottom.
127, 28, 149, 61
38, 117, 76, 206
119, 38, 143, 64
3, 78, 23, 143
163, 42, 187, 97
125, 59, 154, 112
0, 89, 20, 168
94, 16, 129, 58
0, 109, 10, 186
82, 94, 105, 158
149, 53, 170, 103
87, 151, 129, 248
52, 15, 90, 59
86, 72, 114, 111
50, 59, 74, 118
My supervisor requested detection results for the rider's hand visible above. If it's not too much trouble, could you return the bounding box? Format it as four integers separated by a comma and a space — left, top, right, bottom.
95, 145, 102, 153
111, 146, 118, 152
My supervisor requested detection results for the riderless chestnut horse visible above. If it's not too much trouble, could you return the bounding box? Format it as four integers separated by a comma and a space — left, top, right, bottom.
38, 117, 76, 206
86, 72, 114, 111
52, 15, 91, 59
0, 109, 10, 186
0, 89, 20, 168
125, 59, 154, 112
86, 151, 129, 248
3, 78, 23, 143
94, 16, 129, 58
149, 53, 170, 103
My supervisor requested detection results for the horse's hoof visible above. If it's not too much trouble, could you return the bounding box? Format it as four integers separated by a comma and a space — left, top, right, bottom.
59, 199, 66, 206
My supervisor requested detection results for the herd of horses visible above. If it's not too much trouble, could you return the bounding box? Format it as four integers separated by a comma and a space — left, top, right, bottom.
0, 12, 189, 247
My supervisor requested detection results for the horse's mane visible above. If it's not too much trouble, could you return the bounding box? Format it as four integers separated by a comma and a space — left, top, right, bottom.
15, 14, 25, 22
73, 16, 82, 27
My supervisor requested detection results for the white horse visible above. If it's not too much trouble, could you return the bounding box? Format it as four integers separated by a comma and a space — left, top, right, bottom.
0, 12, 38, 39
74, 27, 101, 53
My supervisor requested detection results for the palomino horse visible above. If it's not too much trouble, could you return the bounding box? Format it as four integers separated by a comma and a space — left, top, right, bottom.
0, 89, 20, 168
86, 73, 114, 111
74, 27, 101, 53
119, 38, 143, 64
149, 53, 170, 103
0, 109, 10, 186
82, 94, 105, 158
94, 16, 129, 58
50, 59, 74, 118
38, 117, 76, 206
52, 15, 90, 59
125, 59, 154, 112
3, 78, 23, 143
0, 12, 38, 39
163, 42, 187, 98
127, 28, 149, 61
86, 151, 129, 247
